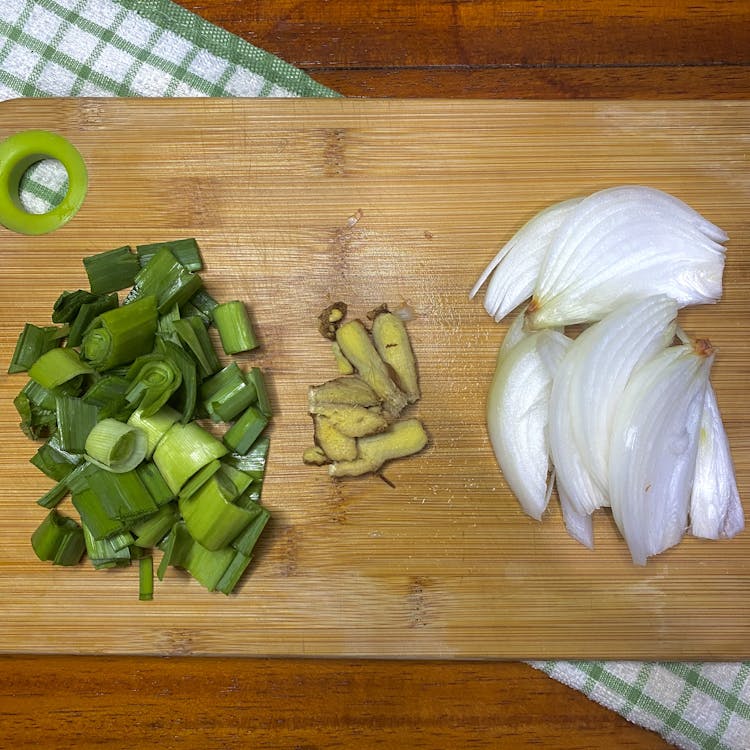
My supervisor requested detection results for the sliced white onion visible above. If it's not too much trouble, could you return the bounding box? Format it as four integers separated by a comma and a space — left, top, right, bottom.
690, 383, 744, 540
470, 198, 582, 322
487, 329, 571, 520
608, 342, 714, 566
549, 295, 678, 517
527, 186, 728, 329
557, 483, 594, 550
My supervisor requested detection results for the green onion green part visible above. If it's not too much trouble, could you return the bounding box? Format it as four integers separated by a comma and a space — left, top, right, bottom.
248, 367, 273, 417
55, 394, 99, 454
31, 510, 85, 566
139, 555, 154, 601
223, 405, 268, 455
52, 289, 99, 324
136, 238, 203, 272
129, 247, 203, 313
83, 246, 140, 295
28, 347, 93, 390
126, 354, 182, 417
173, 316, 220, 378
127, 405, 180, 458
212, 300, 259, 355
8, 323, 65, 374
200, 363, 257, 422
31, 435, 83, 481
67, 292, 118, 348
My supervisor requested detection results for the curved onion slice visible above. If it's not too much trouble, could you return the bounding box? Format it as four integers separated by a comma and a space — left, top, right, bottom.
549, 295, 678, 517
690, 383, 744, 540
470, 198, 582, 322
608, 342, 713, 565
527, 186, 728, 329
487, 329, 571, 520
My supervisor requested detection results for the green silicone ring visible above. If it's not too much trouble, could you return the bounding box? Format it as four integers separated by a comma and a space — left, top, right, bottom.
0, 129, 88, 235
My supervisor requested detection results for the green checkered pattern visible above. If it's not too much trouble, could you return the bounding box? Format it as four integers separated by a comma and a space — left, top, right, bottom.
1, 3, 748, 748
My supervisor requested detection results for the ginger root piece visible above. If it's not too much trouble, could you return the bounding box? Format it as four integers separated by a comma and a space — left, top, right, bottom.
335, 319, 407, 417
309, 376, 380, 409
329, 418, 428, 478
371, 310, 420, 404
318, 302, 348, 340
302, 445, 328, 465
310, 403, 389, 438
331, 342, 354, 374
313, 414, 357, 461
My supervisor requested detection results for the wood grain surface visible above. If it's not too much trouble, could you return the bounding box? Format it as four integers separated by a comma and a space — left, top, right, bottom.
4, 2, 749, 749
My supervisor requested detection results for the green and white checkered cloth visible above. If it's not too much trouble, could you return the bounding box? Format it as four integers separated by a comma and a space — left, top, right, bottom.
1, 3, 748, 748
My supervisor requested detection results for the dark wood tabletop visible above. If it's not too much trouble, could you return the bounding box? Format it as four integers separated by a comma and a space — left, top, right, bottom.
3, 2, 748, 749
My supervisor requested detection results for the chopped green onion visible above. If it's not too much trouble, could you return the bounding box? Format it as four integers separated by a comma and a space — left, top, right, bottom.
8, 323, 65, 374
36, 477, 70, 510
14, 388, 57, 440
71, 487, 126, 539
212, 300, 259, 355
156, 303, 181, 344
173, 316, 220, 378
215, 551, 253, 595
225, 436, 270, 481
153, 421, 227, 494
82, 522, 132, 570
136, 238, 203, 272
84, 466, 158, 525
31, 510, 85, 566
200, 363, 257, 422
83, 245, 140, 294
139, 555, 154, 600
52, 289, 99, 324
82, 374, 134, 421
218, 462, 254, 498
55, 394, 98, 454
223, 405, 268, 455
178, 459, 222, 502
84, 418, 148, 473
155, 338, 198, 422
136, 461, 175, 508
30, 435, 83, 481
28, 347, 93, 390
129, 247, 203, 313
19, 378, 58, 410
82, 295, 157, 371
231, 507, 270, 558
179, 470, 259, 551
131, 502, 180, 548
127, 405, 180, 458
248, 367, 273, 417
125, 354, 182, 417
67, 292, 118, 348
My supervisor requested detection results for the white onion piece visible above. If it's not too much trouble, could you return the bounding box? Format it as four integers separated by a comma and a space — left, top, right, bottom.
470, 198, 582, 322
690, 383, 744, 540
527, 186, 728, 329
549, 295, 678, 516
487, 330, 572, 520
558, 483, 595, 549
497, 306, 531, 359
609, 343, 713, 565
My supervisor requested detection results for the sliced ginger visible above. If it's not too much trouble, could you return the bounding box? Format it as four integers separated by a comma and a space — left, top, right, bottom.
371, 310, 420, 404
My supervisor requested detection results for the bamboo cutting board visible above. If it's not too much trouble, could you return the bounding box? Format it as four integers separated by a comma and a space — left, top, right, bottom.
0, 99, 748, 659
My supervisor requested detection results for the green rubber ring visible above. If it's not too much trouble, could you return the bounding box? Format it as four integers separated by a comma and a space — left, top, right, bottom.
0, 129, 88, 235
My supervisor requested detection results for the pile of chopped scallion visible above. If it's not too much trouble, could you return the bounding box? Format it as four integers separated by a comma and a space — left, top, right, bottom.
8, 239, 272, 598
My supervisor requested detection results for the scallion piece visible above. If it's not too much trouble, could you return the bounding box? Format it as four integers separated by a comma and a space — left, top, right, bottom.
231, 507, 270, 558
84, 418, 148, 473
218, 462, 254, 498
156, 303, 181, 344
19, 378, 57, 410
131, 502, 180, 548
82, 374, 134, 421
83, 245, 140, 294
187, 289, 219, 323
223, 405, 268, 455
225, 436, 270, 481
136, 461, 175, 508
200, 363, 257, 423
28, 347, 93, 390
55, 394, 99, 454
129, 247, 203, 313
153, 421, 227, 494
125, 353, 182, 417
36, 477, 70, 510
178, 459, 222, 502
71, 487, 125, 539
136, 238, 203, 272
82, 522, 132, 570
248, 367, 272, 418
8, 323, 65, 374
84, 466, 158, 525
31, 510, 85, 566
82, 295, 157, 371
212, 300, 259, 355
67, 292, 118, 348
14, 388, 56, 440
127, 405, 180, 458
155, 339, 198, 422
173, 316, 220, 378
31, 435, 83, 481
215, 551, 253, 595
139, 555, 154, 600
52, 289, 99, 323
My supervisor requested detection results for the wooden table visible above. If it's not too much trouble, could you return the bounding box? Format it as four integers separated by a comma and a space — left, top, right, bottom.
2, 2, 747, 748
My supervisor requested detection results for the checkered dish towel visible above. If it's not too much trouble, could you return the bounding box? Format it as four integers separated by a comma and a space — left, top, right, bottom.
0, 2, 748, 749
